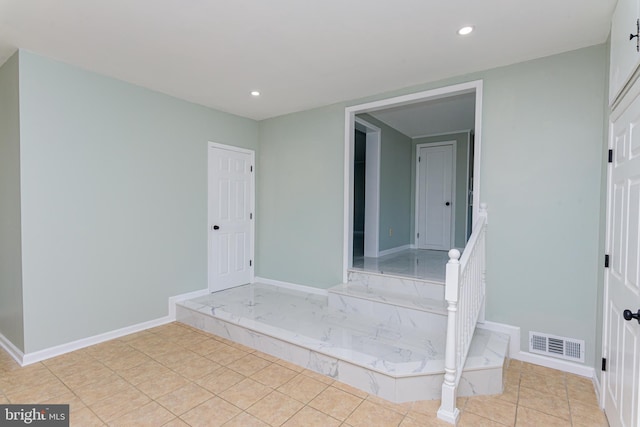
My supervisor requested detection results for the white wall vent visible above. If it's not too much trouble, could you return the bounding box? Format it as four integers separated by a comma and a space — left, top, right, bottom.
529, 331, 585, 363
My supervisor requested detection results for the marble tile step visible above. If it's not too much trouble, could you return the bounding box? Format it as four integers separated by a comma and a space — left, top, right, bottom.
175, 283, 509, 403
347, 270, 445, 301
330, 278, 447, 327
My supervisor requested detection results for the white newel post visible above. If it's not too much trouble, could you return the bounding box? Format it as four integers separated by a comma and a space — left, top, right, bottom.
437, 249, 461, 424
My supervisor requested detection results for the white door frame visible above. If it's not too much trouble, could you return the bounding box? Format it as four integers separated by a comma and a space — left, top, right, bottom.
354, 117, 381, 258
208, 141, 255, 291
415, 141, 457, 250
342, 80, 483, 282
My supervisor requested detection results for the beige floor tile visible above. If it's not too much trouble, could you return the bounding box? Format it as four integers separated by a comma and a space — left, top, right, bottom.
88, 386, 151, 422
302, 369, 335, 385
365, 394, 412, 415
40, 390, 85, 411
246, 390, 304, 425
515, 406, 570, 427
401, 411, 455, 427
277, 373, 329, 404
218, 378, 271, 409
109, 401, 175, 427
459, 411, 510, 426
498, 383, 520, 404
570, 399, 609, 427
518, 386, 570, 420
275, 359, 305, 373
117, 359, 171, 385
345, 400, 405, 427
226, 354, 272, 377
567, 381, 599, 406
0, 394, 9, 404
252, 350, 279, 362
520, 370, 567, 397
408, 399, 441, 416
521, 363, 566, 380
70, 407, 106, 426
74, 374, 131, 405
464, 395, 517, 426
204, 343, 249, 365
180, 397, 241, 427
195, 367, 245, 394
136, 370, 191, 400
161, 417, 190, 427
308, 386, 364, 420
282, 406, 341, 427
4, 374, 70, 403
156, 383, 214, 416
223, 411, 270, 427
189, 338, 228, 357
171, 354, 222, 381
332, 380, 369, 399
102, 348, 151, 372
250, 363, 298, 388
56, 364, 115, 390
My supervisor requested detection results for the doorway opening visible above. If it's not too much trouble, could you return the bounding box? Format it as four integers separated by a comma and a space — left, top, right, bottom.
342, 81, 483, 283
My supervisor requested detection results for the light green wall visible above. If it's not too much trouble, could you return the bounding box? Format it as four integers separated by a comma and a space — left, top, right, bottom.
411, 132, 470, 249
257, 44, 607, 367
256, 105, 344, 288
357, 114, 412, 252
0, 52, 24, 351
17, 51, 258, 352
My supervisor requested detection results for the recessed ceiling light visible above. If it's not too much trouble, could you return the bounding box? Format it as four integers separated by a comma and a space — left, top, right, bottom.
251, 91, 260, 97
458, 26, 474, 36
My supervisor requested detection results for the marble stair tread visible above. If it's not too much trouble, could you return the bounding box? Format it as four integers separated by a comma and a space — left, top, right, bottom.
329, 282, 447, 315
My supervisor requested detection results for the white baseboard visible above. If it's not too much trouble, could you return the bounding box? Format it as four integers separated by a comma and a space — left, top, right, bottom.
1, 288, 212, 366
594, 371, 603, 405
169, 288, 209, 320
21, 316, 172, 366
0, 332, 25, 366
254, 276, 328, 296
513, 350, 595, 378
378, 244, 411, 257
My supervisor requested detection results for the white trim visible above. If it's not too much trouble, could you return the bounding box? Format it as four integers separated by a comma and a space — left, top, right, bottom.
21, 316, 172, 366
207, 142, 256, 291
168, 288, 210, 320
477, 320, 521, 358
354, 117, 381, 259
0, 332, 25, 366
377, 244, 412, 257
513, 351, 596, 379
343, 80, 483, 283
593, 371, 602, 406
415, 141, 457, 250
412, 129, 472, 140
254, 276, 329, 296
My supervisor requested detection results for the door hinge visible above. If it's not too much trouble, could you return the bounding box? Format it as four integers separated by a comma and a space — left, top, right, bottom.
605, 254, 610, 268
250, 212, 253, 220
602, 357, 607, 372
250, 165, 254, 172
608, 149, 613, 163
417, 233, 420, 239
418, 156, 421, 163
249, 260, 252, 267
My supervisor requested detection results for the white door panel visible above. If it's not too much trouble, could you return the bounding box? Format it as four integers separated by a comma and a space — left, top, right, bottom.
604, 86, 640, 427
416, 143, 454, 250
208, 144, 254, 292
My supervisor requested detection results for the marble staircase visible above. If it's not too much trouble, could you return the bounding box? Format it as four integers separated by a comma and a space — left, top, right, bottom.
176, 269, 509, 403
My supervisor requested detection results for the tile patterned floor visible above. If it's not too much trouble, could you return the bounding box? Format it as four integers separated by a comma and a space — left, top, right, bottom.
0, 322, 608, 426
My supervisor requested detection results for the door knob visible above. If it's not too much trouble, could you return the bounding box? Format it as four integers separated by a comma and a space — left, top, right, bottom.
623, 309, 640, 324
445, 202, 450, 206
213, 225, 220, 230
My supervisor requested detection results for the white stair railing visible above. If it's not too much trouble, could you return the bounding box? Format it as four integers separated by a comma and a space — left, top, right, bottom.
437, 203, 488, 424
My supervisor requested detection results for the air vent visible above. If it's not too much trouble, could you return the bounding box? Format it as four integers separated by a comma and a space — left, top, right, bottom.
529, 332, 585, 363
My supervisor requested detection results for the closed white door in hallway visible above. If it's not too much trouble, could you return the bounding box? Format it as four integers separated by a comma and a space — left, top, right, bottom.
416, 142, 455, 250
208, 143, 254, 292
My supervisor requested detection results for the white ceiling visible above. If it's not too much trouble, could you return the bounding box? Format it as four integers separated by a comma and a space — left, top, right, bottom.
0, 0, 616, 121
368, 93, 476, 138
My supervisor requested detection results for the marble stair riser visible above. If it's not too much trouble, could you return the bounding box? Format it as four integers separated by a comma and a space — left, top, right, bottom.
347, 271, 445, 301
327, 292, 447, 333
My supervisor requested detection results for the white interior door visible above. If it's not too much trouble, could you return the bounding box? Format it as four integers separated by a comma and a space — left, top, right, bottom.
416, 143, 455, 250
208, 143, 254, 292
604, 86, 640, 427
